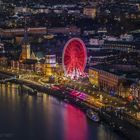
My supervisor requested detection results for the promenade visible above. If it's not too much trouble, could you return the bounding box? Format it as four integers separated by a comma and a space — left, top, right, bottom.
0, 69, 140, 140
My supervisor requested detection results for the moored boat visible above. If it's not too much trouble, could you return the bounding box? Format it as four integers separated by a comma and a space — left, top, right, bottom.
86, 109, 100, 122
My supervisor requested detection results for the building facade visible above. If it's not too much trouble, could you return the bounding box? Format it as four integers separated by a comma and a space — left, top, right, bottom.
89, 68, 131, 98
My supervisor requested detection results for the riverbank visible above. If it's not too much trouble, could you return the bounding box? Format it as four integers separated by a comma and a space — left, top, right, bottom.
0, 83, 124, 140
0, 72, 140, 140
8, 80, 140, 139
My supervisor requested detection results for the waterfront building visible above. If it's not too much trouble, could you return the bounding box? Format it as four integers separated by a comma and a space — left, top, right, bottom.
88, 67, 132, 98
89, 68, 99, 87
44, 55, 57, 77
10, 18, 38, 72
35, 61, 45, 74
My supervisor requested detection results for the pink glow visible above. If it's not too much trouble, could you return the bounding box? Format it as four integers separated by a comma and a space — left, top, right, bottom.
63, 38, 87, 78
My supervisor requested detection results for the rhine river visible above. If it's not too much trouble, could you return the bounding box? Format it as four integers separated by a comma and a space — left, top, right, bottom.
0, 83, 124, 140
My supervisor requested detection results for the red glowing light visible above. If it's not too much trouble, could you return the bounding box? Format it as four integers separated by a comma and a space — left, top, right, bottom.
62, 38, 87, 78
70, 90, 81, 97
51, 86, 60, 90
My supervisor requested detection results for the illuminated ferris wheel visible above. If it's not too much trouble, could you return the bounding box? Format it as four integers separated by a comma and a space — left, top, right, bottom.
62, 38, 87, 79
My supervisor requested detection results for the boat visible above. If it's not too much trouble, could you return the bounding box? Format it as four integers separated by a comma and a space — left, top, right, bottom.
86, 109, 100, 122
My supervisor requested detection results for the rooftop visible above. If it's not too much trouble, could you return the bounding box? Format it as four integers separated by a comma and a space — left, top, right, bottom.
90, 64, 140, 81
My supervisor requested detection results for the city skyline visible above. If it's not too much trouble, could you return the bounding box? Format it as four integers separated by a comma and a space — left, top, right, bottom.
0, 0, 140, 140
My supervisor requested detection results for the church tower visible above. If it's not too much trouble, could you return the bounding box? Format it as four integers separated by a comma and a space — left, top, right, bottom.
21, 30, 30, 60
19, 15, 31, 62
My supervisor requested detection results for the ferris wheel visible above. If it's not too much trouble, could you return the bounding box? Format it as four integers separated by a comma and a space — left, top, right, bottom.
62, 38, 87, 79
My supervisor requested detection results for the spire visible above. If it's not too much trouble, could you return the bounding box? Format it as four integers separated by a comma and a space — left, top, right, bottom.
23, 19, 29, 45
19, 0, 31, 61
22, 0, 29, 45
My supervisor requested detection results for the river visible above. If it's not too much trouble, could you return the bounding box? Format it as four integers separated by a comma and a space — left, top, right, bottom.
0, 83, 124, 140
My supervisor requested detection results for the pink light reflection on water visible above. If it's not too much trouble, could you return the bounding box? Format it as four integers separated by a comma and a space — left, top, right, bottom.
63, 104, 88, 140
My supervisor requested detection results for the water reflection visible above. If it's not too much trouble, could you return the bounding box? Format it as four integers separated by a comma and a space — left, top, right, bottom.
0, 83, 124, 140
63, 105, 88, 140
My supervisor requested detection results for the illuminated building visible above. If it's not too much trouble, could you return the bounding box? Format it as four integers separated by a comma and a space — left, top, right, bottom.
35, 61, 45, 74
11, 18, 38, 72
83, 7, 96, 18
44, 55, 57, 77
0, 27, 80, 37
0, 55, 7, 68
89, 68, 99, 87
0, 45, 8, 68
103, 41, 137, 53
11, 61, 19, 70
89, 67, 132, 98
19, 28, 31, 62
